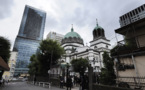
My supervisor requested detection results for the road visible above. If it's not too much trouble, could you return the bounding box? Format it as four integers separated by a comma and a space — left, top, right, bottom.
0, 81, 79, 90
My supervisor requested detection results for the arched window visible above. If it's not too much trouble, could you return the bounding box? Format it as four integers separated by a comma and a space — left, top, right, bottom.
96, 57, 98, 63
106, 45, 108, 48
93, 30, 97, 39
94, 46, 97, 49
98, 29, 101, 36
102, 30, 105, 37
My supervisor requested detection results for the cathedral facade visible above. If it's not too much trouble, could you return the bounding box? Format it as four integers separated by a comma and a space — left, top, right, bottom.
50, 21, 110, 76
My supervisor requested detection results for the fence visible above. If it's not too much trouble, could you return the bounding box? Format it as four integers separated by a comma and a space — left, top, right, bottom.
93, 84, 135, 90
117, 77, 145, 89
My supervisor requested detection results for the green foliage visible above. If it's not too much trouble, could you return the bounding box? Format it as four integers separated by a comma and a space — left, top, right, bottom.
0, 36, 11, 63
111, 37, 137, 57
110, 45, 119, 56
99, 51, 116, 85
71, 58, 89, 74
28, 55, 39, 75
28, 39, 64, 75
0, 36, 11, 79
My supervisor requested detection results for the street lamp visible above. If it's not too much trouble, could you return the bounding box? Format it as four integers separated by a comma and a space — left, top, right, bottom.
60, 62, 70, 90
60, 61, 67, 76
66, 63, 70, 90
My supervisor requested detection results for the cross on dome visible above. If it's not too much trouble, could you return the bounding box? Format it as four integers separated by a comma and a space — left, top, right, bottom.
96, 18, 98, 26
71, 24, 74, 32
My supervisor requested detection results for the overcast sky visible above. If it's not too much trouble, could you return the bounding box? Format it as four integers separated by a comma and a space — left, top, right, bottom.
0, 0, 145, 50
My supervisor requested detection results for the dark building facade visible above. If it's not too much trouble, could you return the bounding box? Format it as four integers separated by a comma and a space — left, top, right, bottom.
13, 5, 46, 75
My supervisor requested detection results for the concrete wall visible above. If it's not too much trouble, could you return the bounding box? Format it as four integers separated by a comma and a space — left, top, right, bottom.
135, 56, 145, 76
118, 55, 145, 77
138, 34, 145, 47
118, 70, 136, 77
93, 84, 134, 90
135, 28, 145, 47
118, 57, 136, 77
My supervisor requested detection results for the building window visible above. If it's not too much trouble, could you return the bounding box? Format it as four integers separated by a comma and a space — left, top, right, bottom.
144, 4, 145, 9
141, 6, 144, 11
126, 14, 128, 18
123, 16, 125, 20
94, 46, 97, 49
96, 57, 98, 63
124, 14, 127, 19
106, 45, 108, 48
93, 58, 95, 64
135, 9, 138, 14
130, 12, 133, 17
138, 7, 141, 12
133, 10, 135, 15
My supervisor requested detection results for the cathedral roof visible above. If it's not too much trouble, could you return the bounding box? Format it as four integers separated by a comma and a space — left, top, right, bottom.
64, 27, 82, 39
94, 24, 103, 30
61, 26, 84, 45
93, 19, 106, 40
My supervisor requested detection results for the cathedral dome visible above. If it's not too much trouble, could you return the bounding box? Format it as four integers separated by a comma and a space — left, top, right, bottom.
61, 27, 84, 45
64, 28, 82, 39
93, 20, 106, 40
94, 24, 103, 30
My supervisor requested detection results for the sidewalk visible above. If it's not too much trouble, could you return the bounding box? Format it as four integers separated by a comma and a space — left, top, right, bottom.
51, 86, 79, 90
30, 82, 80, 90
0, 81, 80, 90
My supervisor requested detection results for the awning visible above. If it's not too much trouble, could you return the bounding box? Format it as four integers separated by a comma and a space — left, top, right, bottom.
0, 56, 10, 71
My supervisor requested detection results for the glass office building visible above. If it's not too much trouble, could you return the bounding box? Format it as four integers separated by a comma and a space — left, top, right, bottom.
13, 5, 46, 75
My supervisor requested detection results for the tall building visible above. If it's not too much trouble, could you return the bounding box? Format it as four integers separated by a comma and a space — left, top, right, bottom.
46, 32, 64, 44
13, 5, 46, 75
3, 51, 18, 80
120, 4, 145, 27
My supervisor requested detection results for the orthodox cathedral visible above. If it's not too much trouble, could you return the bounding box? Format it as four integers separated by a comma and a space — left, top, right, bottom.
50, 21, 110, 75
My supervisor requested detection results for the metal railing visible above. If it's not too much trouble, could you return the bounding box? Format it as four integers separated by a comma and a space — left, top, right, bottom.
112, 34, 145, 56
117, 76, 145, 89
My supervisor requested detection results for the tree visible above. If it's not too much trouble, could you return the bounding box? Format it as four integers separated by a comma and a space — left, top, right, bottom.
28, 54, 39, 75
0, 36, 11, 79
71, 58, 89, 75
37, 39, 64, 75
99, 51, 116, 85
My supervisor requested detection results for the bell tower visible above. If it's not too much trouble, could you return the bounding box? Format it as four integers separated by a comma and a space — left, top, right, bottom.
90, 19, 110, 52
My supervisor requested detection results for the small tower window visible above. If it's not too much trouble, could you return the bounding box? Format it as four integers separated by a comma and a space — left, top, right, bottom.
96, 57, 98, 63
94, 46, 97, 49
93, 58, 95, 64
106, 45, 108, 48
98, 29, 101, 36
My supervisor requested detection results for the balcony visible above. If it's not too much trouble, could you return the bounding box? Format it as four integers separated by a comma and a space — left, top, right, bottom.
111, 34, 145, 57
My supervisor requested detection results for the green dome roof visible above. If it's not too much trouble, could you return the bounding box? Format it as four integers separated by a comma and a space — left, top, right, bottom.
64, 27, 82, 39
94, 24, 103, 30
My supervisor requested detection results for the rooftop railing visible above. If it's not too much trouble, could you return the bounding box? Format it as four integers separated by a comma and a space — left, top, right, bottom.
111, 34, 145, 56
